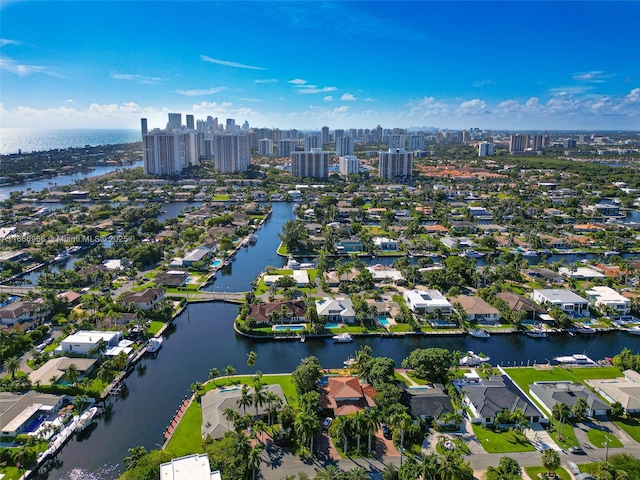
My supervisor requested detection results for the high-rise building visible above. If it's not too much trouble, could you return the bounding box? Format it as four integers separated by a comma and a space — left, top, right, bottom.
321, 126, 330, 145
143, 129, 198, 175
389, 135, 406, 150
334, 129, 345, 141
336, 136, 354, 156
168, 113, 182, 130
225, 119, 236, 132
532, 135, 543, 152
478, 142, 494, 157
141, 118, 148, 135
242, 121, 250, 132
408, 135, 424, 151
211, 134, 250, 173
258, 138, 274, 156
509, 134, 530, 153
186, 115, 195, 130
338, 155, 359, 176
378, 149, 413, 180
563, 138, 577, 149
291, 148, 330, 178
304, 134, 321, 151
462, 130, 470, 143
278, 139, 298, 157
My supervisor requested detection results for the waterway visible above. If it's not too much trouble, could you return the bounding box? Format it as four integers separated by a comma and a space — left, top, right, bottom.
37, 201, 640, 480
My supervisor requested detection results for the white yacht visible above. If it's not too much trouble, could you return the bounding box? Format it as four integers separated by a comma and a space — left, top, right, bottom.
553, 354, 597, 366
76, 406, 98, 431
461, 250, 485, 258
147, 337, 163, 353
459, 351, 490, 366
626, 326, 640, 336
526, 328, 548, 338
576, 326, 596, 334
468, 329, 491, 339
332, 333, 354, 343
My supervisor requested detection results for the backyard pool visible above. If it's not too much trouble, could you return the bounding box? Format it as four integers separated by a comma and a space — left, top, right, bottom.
273, 325, 306, 332
377, 317, 391, 326
23, 414, 48, 433
212, 259, 222, 268
324, 323, 341, 329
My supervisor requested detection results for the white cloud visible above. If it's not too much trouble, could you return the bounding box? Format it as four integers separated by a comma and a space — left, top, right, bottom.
334, 106, 348, 113
572, 71, 615, 82
65, 99, 74, 103
288, 78, 307, 85
548, 86, 593, 95
456, 99, 487, 115
176, 87, 226, 96
340, 93, 357, 101
296, 85, 337, 94
0, 39, 20, 47
254, 78, 278, 84
363, 97, 377, 102
200, 55, 266, 70
473, 80, 493, 87
0, 56, 61, 77
323, 96, 334, 102
111, 73, 163, 84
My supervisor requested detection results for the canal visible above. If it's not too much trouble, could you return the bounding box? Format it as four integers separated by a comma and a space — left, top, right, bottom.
39, 201, 640, 480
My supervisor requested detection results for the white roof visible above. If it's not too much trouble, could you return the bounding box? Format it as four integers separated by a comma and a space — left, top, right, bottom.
559, 266, 606, 279
585, 286, 630, 303
404, 289, 451, 308
534, 289, 588, 304
160, 454, 220, 480
63, 330, 121, 345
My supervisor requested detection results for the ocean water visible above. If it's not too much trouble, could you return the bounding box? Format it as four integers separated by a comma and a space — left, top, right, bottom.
0, 128, 140, 155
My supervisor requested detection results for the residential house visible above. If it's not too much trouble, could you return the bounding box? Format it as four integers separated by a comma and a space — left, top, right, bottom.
336, 238, 363, 253
366, 265, 404, 283
449, 221, 478, 234
403, 289, 452, 315
0, 391, 68, 439
159, 454, 222, 480
529, 382, 609, 417
441, 237, 475, 250
315, 297, 355, 324
120, 288, 165, 311
155, 271, 189, 287
0, 300, 44, 326
587, 370, 640, 414
585, 286, 631, 315
182, 246, 212, 266
532, 289, 590, 316
248, 300, 306, 324
450, 295, 500, 325
460, 375, 543, 425
319, 376, 377, 416
559, 266, 606, 280
495, 292, 546, 323
57, 330, 124, 355
406, 385, 456, 426
29, 357, 97, 385
373, 237, 399, 251
323, 270, 359, 287
263, 270, 310, 287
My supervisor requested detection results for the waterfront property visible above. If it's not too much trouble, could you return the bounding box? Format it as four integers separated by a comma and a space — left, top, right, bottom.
585, 286, 632, 315
532, 289, 590, 317
528, 382, 610, 417
28, 357, 97, 386
405, 385, 456, 427
451, 295, 501, 325
0, 390, 68, 440
120, 287, 165, 311
248, 300, 306, 324
159, 453, 222, 480
56, 330, 125, 355
319, 376, 377, 416
587, 370, 640, 414
315, 297, 356, 324
403, 289, 452, 315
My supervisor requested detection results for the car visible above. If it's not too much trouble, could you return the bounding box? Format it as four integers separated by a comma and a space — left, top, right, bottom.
568, 446, 586, 455
322, 417, 333, 429
381, 424, 392, 439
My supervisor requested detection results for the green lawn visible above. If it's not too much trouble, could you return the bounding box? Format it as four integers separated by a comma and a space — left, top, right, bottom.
470, 423, 535, 453
405, 372, 429, 385
505, 367, 623, 395
0, 467, 26, 480
551, 418, 580, 449
586, 428, 623, 448
148, 321, 165, 336
525, 466, 572, 480
616, 416, 640, 443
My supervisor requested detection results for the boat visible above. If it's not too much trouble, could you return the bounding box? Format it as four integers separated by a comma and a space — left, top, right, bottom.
553, 354, 597, 366
247, 234, 258, 244
526, 328, 548, 338
287, 256, 301, 269
240, 239, 249, 248
521, 250, 539, 258
53, 252, 70, 263
627, 326, 640, 336
459, 351, 490, 366
461, 250, 485, 258
604, 250, 620, 257
147, 337, 163, 353
299, 334, 305, 343
332, 333, 353, 343
538, 249, 553, 255
76, 406, 98, 431
576, 326, 596, 334
468, 329, 491, 339
343, 356, 356, 368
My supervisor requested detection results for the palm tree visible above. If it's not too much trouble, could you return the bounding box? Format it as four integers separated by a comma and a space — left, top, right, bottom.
330, 415, 353, 455
552, 402, 570, 439
314, 465, 343, 480
363, 407, 382, 453
246, 350, 257, 367
223, 364, 236, 381
542, 448, 560, 476
237, 384, 252, 415
351, 410, 367, 454
252, 383, 267, 417
511, 407, 530, 434
223, 407, 240, 431
123, 446, 147, 470
344, 466, 369, 480
572, 398, 589, 420
4, 356, 20, 380
64, 363, 80, 385
208, 367, 220, 382
390, 411, 412, 464
265, 391, 282, 425
437, 451, 467, 480
190, 382, 204, 401
247, 443, 264, 480
418, 453, 439, 480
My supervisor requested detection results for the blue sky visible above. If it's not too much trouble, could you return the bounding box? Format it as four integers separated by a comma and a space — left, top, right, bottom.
1, 1, 638, 130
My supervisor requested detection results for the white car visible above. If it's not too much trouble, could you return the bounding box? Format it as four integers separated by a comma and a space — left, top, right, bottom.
322, 417, 333, 429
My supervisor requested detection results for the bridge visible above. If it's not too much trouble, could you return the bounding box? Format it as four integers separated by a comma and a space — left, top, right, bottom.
0, 285, 33, 296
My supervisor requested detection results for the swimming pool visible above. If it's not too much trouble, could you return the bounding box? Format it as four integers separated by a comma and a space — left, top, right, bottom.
325, 323, 341, 329
273, 325, 306, 332
212, 259, 222, 268
23, 414, 48, 433
377, 317, 390, 326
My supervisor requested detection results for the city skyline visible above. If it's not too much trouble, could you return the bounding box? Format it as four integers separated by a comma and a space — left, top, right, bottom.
1, 1, 639, 131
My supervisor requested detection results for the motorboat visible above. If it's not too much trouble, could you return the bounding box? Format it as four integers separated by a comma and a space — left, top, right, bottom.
53, 252, 70, 263
333, 333, 353, 343
461, 250, 485, 258
521, 250, 539, 257
299, 334, 305, 343
247, 234, 258, 244
147, 337, 163, 353
553, 354, 597, 366
526, 328, 548, 338
459, 351, 490, 366
604, 251, 620, 257
343, 356, 356, 368
287, 256, 301, 270
468, 329, 491, 339
626, 326, 640, 336
76, 406, 98, 431
576, 326, 596, 334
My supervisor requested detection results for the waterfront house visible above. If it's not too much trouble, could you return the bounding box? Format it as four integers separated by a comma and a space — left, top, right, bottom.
155, 270, 189, 287
120, 288, 165, 311
450, 295, 500, 325
0, 391, 67, 440
366, 265, 404, 284
585, 286, 631, 315
182, 246, 212, 267
495, 292, 546, 323
336, 238, 363, 253
201, 384, 286, 440
559, 266, 606, 280
159, 454, 222, 480
405, 385, 456, 426
319, 376, 377, 416
0, 299, 44, 326
440, 236, 475, 250
58, 330, 123, 355
529, 382, 609, 417
315, 297, 355, 324
248, 300, 306, 324
587, 370, 640, 414
323, 269, 359, 287
403, 289, 452, 315
460, 375, 542, 425
372, 237, 399, 251
532, 289, 590, 316
29, 357, 97, 386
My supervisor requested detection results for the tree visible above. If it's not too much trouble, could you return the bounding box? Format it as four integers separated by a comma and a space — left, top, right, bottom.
572, 398, 589, 420
223, 364, 236, 380
252, 382, 267, 417
237, 384, 252, 415
486, 456, 523, 480
123, 446, 147, 470
247, 350, 257, 367
265, 390, 282, 425
64, 363, 80, 385
119, 449, 176, 480
610, 401, 625, 418
291, 356, 322, 396
401, 347, 453, 382
190, 382, 204, 400
542, 449, 560, 476
4, 356, 20, 380
390, 411, 412, 464
247, 443, 264, 480
552, 402, 570, 439
208, 367, 220, 382
363, 407, 382, 453
438, 451, 473, 480
278, 220, 309, 253
366, 357, 396, 388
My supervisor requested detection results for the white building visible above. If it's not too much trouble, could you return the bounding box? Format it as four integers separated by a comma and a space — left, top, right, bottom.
478, 142, 494, 156
373, 237, 399, 251
585, 286, 631, 315
532, 289, 590, 316
58, 330, 123, 355
258, 138, 273, 156
403, 289, 452, 315
378, 149, 413, 180
278, 139, 298, 157
408, 134, 424, 151
336, 136, 354, 156
211, 134, 251, 173
143, 128, 198, 175
338, 155, 359, 176
160, 454, 221, 480
291, 149, 330, 178
315, 297, 355, 323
